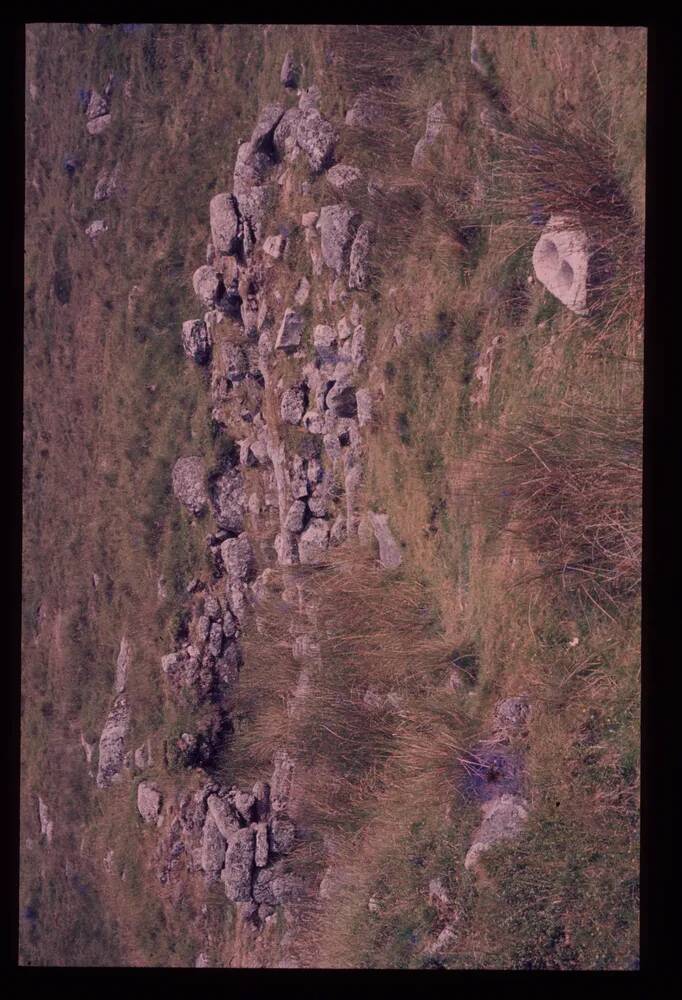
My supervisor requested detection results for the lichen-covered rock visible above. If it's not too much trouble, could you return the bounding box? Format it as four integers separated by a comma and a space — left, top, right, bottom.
96, 695, 130, 789
209, 193, 240, 256
348, 222, 372, 290
254, 822, 269, 867
137, 781, 162, 824
327, 163, 362, 193
172, 456, 209, 516
210, 467, 245, 534
94, 163, 120, 201
252, 863, 305, 905
249, 103, 285, 154
192, 266, 222, 308
263, 234, 286, 259
298, 517, 331, 565
222, 827, 255, 902
181, 319, 212, 365
201, 812, 227, 881
220, 533, 255, 583
314, 324, 337, 349
280, 51, 299, 88
284, 499, 307, 533
275, 308, 304, 350
273, 107, 302, 160
317, 205, 360, 276
296, 107, 336, 173
281, 385, 306, 425
269, 816, 296, 855
207, 794, 241, 839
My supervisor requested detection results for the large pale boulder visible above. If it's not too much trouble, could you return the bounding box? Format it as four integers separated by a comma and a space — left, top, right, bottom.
327, 163, 362, 194
172, 457, 209, 516
193, 266, 222, 308
532, 215, 589, 315
317, 205, 360, 276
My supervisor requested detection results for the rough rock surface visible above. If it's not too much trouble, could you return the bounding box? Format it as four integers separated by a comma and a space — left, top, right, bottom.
298, 518, 330, 564
220, 534, 255, 583
209, 193, 240, 255
345, 90, 382, 128
327, 163, 362, 193
281, 386, 306, 425
201, 813, 227, 880
296, 108, 336, 173
222, 827, 255, 902
211, 467, 245, 533
275, 309, 304, 350
37, 796, 54, 844
368, 512, 402, 569
348, 222, 372, 290
172, 457, 209, 516
85, 219, 108, 239
317, 205, 359, 276
412, 100, 446, 168
96, 695, 130, 789
464, 794, 529, 871
532, 215, 589, 315
137, 781, 163, 824
115, 636, 131, 695
181, 319, 212, 365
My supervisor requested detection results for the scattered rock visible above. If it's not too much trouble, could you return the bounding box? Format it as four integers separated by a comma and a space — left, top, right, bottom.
85, 219, 108, 239
464, 794, 529, 871
412, 100, 446, 169
284, 499, 307, 533
345, 89, 382, 128
327, 163, 362, 194
201, 813, 227, 881
280, 51, 299, 88
209, 193, 240, 256
136, 781, 162, 825
294, 275, 310, 306
317, 204, 360, 276
252, 863, 305, 905
37, 796, 54, 845
270, 749, 295, 814
356, 388, 373, 427
86, 113, 111, 136
114, 636, 130, 695
220, 533, 255, 583
222, 827, 255, 902
273, 107, 303, 160
172, 456, 209, 516
275, 308, 304, 350
368, 511, 402, 569
211, 467, 246, 534
263, 234, 286, 259
181, 319, 212, 365
532, 215, 589, 315
270, 816, 296, 855
280, 385, 306, 425
250, 103, 285, 155
326, 378, 357, 419
296, 107, 336, 173
94, 163, 120, 201
348, 222, 372, 290
134, 740, 152, 770
298, 517, 330, 564
302, 210, 319, 228
207, 794, 241, 839
96, 695, 130, 789
494, 696, 531, 732
254, 822, 269, 867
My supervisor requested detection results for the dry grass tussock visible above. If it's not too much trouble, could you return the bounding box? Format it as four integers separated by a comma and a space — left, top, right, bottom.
465, 398, 641, 616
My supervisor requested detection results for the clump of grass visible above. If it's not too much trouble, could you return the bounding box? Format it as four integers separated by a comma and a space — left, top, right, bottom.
469, 400, 642, 613
487, 111, 644, 335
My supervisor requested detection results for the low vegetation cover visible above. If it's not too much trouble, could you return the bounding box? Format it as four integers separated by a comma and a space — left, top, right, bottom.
22, 23, 643, 969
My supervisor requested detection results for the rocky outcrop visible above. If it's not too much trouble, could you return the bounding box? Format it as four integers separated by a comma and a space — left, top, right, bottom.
280, 51, 299, 88
172, 457, 209, 516
137, 781, 163, 825
96, 695, 130, 789
317, 205, 360, 277
275, 309, 304, 351
115, 636, 131, 695
326, 163, 362, 194
222, 827, 255, 901
296, 108, 336, 173
181, 319, 212, 365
